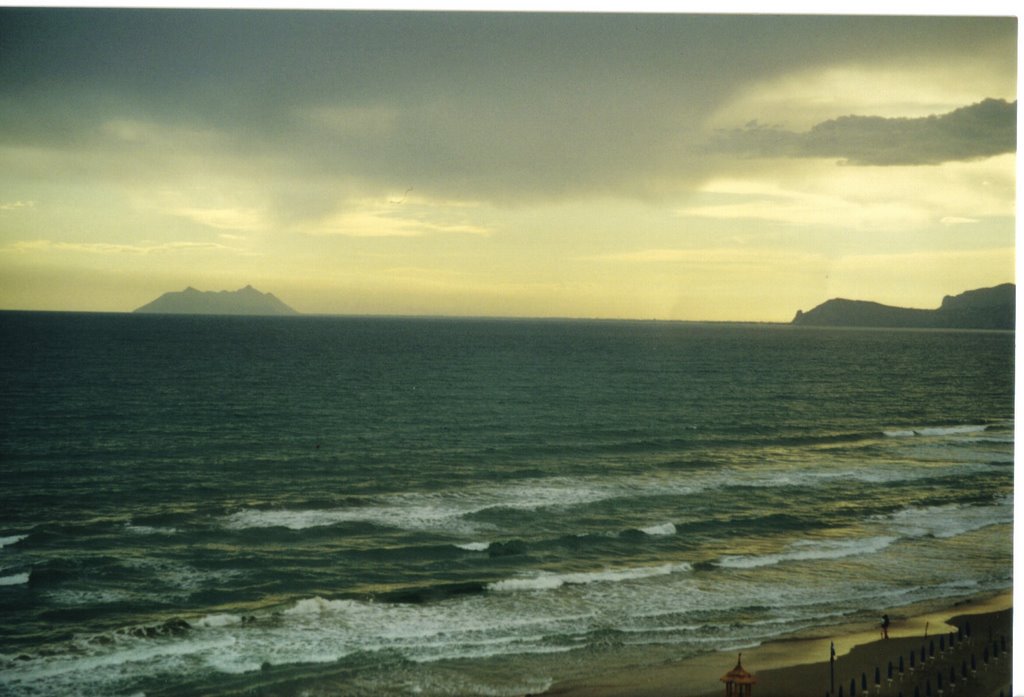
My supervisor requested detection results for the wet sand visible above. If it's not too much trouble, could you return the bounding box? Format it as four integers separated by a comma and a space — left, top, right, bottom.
542, 592, 1012, 697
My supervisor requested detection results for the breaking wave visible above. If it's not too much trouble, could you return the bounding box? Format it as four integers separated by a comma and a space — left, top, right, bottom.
0, 572, 29, 586
716, 536, 898, 569
488, 561, 693, 592
0, 534, 28, 549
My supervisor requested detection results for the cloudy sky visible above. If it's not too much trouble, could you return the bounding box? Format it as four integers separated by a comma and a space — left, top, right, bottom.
0, 8, 1016, 319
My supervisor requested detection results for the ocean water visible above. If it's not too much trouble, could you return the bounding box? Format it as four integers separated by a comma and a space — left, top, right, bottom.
0, 313, 1013, 697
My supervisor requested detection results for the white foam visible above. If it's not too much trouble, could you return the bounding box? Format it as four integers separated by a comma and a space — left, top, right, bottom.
0, 572, 29, 586
476, 481, 620, 513
194, 613, 243, 628
1, 630, 236, 690
124, 523, 178, 536
224, 507, 369, 531
488, 562, 692, 592
220, 477, 646, 534
421, 676, 555, 697
46, 589, 133, 606
881, 500, 1013, 539
2, 594, 577, 695
203, 654, 262, 675
716, 536, 898, 569
915, 425, 988, 436
0, 534, 27, 549
885, 424, 988, 438
405, 672, 555, 697
116, 557, 241, 597
218, 461, 1003, 539
2, 550, 1007, 697
283, 596, 360, 616
223, 468, 900, 538
223, 502, 481, 534
640, 522, 676, 536
488, 573, 565, 593
456, 541, 491, 551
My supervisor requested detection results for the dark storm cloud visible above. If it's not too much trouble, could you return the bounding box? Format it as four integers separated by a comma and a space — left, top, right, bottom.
0, 10, 1017, 207
717, 99, 1017, 166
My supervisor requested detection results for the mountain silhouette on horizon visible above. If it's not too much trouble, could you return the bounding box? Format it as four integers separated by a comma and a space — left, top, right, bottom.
134, 285, 299, 316
792, 283, 1014, 329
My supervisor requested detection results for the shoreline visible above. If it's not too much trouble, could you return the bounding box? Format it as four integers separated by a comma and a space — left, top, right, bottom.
542, 590, 1012, 697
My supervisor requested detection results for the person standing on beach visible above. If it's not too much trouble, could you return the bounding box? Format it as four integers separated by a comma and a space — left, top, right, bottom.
881, 614, 890, 639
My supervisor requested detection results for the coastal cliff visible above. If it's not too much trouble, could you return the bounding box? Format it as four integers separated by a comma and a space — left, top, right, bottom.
792, 283, 1014, 329
134, 285, 299, 316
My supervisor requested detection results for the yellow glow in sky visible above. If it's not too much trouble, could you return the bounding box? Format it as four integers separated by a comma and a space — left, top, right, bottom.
0, 11, 1015, 320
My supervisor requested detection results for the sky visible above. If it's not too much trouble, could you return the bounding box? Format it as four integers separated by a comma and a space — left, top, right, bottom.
0, 6, 1017, 320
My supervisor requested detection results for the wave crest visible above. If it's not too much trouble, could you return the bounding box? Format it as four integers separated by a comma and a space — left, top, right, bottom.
0, 534, 28, 549
0, 572, 29, 586
488, 561, 692, 592
283, 596, 360, 616
884, 424, 989, 438
716, 536, 898, 569
639, 522, 677, 536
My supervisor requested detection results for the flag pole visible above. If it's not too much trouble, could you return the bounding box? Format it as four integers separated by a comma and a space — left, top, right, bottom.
830, 641, 835, 696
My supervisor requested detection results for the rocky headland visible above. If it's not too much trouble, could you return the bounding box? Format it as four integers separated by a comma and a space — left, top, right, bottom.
792, 283, 1014, 330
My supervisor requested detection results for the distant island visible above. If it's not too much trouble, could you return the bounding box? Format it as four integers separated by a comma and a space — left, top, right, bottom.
792, 283, 1014, 330
134, 285, 299, 316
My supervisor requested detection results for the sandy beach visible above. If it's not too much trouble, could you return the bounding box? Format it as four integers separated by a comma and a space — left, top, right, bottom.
543, 592, 1012, 697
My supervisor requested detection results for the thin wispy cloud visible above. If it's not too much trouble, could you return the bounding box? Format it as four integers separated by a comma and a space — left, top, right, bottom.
587, 247, 823, 267
0, 200, 35, 211
166, 206, 268, 232
6, 239, 242, 256
298, 208, 492, 238
940, 216, 980, 226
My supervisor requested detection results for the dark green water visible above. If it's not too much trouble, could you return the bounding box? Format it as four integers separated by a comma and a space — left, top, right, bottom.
0, 313, 1013, 696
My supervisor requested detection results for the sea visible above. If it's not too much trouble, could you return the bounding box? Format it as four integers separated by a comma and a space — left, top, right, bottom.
0, 312, 1013, 697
